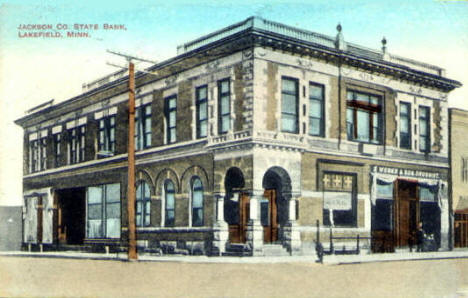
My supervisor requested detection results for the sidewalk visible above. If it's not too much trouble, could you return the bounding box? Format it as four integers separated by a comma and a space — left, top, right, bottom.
2, 249, 468, 265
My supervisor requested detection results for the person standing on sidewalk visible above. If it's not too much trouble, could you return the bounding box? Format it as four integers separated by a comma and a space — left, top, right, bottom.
416, 222, 425, 252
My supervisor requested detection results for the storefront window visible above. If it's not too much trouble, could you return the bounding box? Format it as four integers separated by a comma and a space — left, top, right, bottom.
86, 183, 121, 238
322, 173, 356, 227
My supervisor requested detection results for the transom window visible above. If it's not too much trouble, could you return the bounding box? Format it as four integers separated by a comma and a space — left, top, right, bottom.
218, 79, 230, 134
98, 116, 115, 155
281, 77, 299, 133
191, 177, 204, 227
309, 83, 325, 136
135, 104, 152, 151
346, 90, 382, 144
419, 106, 430, 153
165, 96, 177, 144
196, 85, 208, 138
164, 180, 175, 227
399, 102, 412, 149
136, 181, 151, 227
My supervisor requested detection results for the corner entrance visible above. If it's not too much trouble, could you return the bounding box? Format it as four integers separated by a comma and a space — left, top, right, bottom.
224, 167, 249, 244
55, 188, 86, 245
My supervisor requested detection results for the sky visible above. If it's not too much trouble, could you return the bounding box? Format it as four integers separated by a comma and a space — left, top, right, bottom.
0, 0, 467, 206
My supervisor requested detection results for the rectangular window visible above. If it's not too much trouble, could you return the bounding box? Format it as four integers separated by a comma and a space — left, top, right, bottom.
165, 96, 177, 144
29, 140, 39, 173
309, 83, 324, 136
135, 104, 152, 150
69, 126, 85, 164
281, 78, 299, 133
419, 106, 430, 153
39, 137, 47, 171
462, 157, 468, 183
374, 180, 394, 231
218, 79, 230, 134
53, 134, 61, 167
399, 102, 411, 149
86, 183, 121, 239
322, 173, 356, 227
196, 85, 208, 138
98, 116, 116, 155
346, 90, 382, 144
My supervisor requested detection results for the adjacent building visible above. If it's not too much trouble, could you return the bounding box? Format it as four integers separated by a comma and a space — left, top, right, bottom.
14, 17, 461, 256
450, 108, 468, 248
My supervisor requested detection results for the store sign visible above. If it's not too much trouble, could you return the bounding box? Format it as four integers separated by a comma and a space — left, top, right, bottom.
372, 166, 440, 179
323, 192, 352, 210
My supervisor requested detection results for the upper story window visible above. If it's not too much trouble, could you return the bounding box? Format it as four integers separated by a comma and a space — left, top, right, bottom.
29, 130, 48, 173
69, 126, 85, 164
191, 177, 204, 227
281, 77, 299, 134
346, 90, 382, 144
98, 115, 115, 155
419, 106, 430, 153
462, 157, 468, 183
165, 96, 177, 144
218, 79, 230, 134
29, 139, 39, 173
399, 102, 412, 149
309, 83, 325, 136
196, 85, 208, 138
53, 133, 61, 168
136, 181, 151, 227
135, 104, 152, 151
164, 180, 175, 227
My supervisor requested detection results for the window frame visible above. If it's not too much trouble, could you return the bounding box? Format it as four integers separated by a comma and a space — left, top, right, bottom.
86, 183, 121, 239
53, 133, 61, 168
191, 177, 204, 227
29, 139, 39, 173
136, 181, 151, 227
281, 77, 299, 134
322, 172, 357, 227
196, 85, 208, 138
69, 125, 85, 165
346, 90, 383, 144
164, 180, 176, 227
399, 101, 412, 150
98, 115, 116, 155
218, 79, 231, 135
418, 105, 431, 153
308, 82, 325, 137
135, 103, 152, 151
165, 95, 177, 144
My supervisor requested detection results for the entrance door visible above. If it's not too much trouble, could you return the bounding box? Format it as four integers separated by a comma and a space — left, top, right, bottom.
455, 212, 468, 248
394, 180, 419, 247
262, 189, 278, 243
228, 193, 250, 243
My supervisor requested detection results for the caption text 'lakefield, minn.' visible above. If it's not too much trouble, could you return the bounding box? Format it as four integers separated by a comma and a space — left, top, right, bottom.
17, 23, 127, 38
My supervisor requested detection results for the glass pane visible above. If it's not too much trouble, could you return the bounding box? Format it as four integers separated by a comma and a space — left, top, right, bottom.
282, 115, 297, 132
110, 117, 115, 126
199, 122, 207, 137
136, 214, 142, 226
309, 85, 323, 99
419, 119, 427, 135
260, 201, 269, 226
88, 204, 102, 220
106, 202, 120, 219
144, 183, 150, 198
356, 93, 369, 103
222, 115, 230, 132
169, 113, 176, 127
106, 184, 120, 202
309, 118, 320, 135
420, 185, 436, 201
145, 105, 151, 116
106, 218, 120, 238
374, 199, 393, 231
357, 110, 370, 141
347, 92, 354, 101
87, 220, 102, 238
199, 102, 207, 119
193, 190, 203, 208
166, 211, 175, 226
136, 201, 142, 213
145, 133, 151, 147
192, 208, 203, 226
145, 201, 151, 215
144, 215, 150, 226
88, 187, 102, 204
145, 118, 151, 131
166, 194, 175, 209
221, 96, 230, 114
370, 96, 379, 105
220, 80, 229, 93
282, 79, 296, 93
419, 137, 427, 151
401, 118, 409, 133
166, 181, 174, 192
309, 100, 322, 118
193, 178, 202, 189
377, 181, 393, 198
168, 98, 176, 109
400, 103, 409, 115
419, 107, 428, 118
282, 94, 297, 114
198, 87, 207, 99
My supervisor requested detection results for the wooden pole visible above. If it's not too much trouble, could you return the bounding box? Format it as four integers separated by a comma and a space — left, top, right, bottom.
127, 61, 137, 260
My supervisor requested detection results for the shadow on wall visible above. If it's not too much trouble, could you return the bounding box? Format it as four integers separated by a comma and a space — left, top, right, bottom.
0, 206, 22, 251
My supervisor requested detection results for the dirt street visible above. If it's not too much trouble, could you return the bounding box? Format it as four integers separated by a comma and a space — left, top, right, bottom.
1, 256, 468, 297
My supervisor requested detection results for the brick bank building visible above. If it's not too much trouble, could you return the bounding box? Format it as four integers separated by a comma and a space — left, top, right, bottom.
15, 18, 461, 256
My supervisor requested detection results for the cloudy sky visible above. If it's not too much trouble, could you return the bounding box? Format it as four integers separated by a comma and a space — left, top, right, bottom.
1, 0, 467, 205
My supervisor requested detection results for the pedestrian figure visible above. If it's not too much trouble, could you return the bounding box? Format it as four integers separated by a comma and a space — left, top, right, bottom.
315, 240, 324, 263
416, 222, 424, 252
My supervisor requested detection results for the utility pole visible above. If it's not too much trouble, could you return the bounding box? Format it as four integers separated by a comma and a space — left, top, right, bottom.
106, 50, 157, 261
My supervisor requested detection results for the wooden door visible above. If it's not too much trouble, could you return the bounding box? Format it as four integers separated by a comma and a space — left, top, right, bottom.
394, 180, 419, 247
455, 212, 468, 248
228, 193, 250, 243
263, 189, 278, 243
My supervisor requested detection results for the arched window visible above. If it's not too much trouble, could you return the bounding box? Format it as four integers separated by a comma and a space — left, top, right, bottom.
191, 177, 204, 227
164, 180, 175, 227
136, 181, 151, 227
